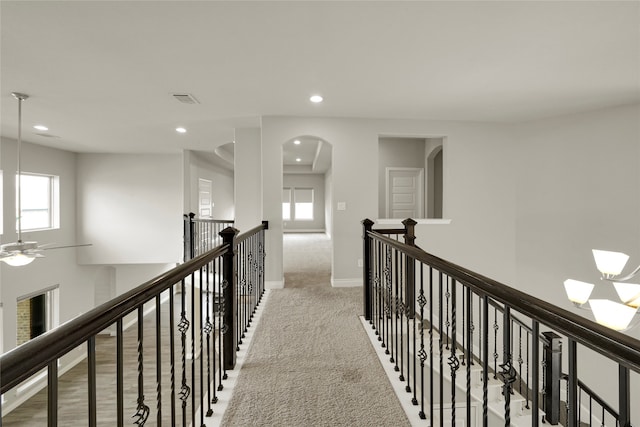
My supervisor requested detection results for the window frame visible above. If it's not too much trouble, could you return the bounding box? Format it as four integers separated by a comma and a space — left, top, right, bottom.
16, 172, 60, 232
293, 188, 314, 221
282, 188, 292, 221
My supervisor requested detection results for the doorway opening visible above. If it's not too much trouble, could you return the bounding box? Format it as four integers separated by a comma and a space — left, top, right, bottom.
378, 136, 444, 219
281, 136, 333, 285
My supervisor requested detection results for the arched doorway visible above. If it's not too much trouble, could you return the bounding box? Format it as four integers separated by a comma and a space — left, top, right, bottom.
281, 136, 333, 286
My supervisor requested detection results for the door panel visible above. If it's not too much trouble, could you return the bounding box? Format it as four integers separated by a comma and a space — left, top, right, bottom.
386, 168, 424, 218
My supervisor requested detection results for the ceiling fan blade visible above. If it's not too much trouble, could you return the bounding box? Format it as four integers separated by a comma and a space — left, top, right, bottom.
40, 243, 93, 251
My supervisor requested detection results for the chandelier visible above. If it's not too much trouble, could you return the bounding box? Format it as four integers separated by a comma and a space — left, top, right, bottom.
564, 250, 640, 331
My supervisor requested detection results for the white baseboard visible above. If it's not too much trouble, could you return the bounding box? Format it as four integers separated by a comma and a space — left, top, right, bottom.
331, 278, 362, 288
265, 280, 284, 289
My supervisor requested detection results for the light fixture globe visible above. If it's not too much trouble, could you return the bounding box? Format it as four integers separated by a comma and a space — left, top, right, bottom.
613, 282, 640, 309
0, 241, 40, 266
588, 299, 638, 331
563, 279, 594, 306
592, 249, 629, 278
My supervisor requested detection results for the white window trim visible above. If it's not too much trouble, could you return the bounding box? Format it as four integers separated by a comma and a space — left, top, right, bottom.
16, 172, 60, 232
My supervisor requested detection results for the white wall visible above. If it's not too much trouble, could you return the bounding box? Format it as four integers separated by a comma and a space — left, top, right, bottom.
0, 139, 98, 411
325, 168, 333, 238
283, 173, 325, 232
184, 150, 234, 220
261, 117, 517, 287
77, 153, 182, 265
234, 128, 262, 232
513, 103, 640, 418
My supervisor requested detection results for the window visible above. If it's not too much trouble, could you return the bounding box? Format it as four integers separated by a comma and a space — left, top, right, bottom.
282, 188, 291, 220
17, 173, 59, 231
294, 188, 314, 220
16, 286, 59, 346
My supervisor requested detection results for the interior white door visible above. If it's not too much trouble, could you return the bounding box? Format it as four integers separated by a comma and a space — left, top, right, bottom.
386, 168, 424, 218
198, 178, 212, 217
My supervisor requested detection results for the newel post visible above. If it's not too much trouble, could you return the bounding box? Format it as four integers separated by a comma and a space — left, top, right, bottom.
402, 218, 417, 318
183, 213, 196, 262
362, 219, 375, 321
220, 226, 239, 370
542, 331, 562, 425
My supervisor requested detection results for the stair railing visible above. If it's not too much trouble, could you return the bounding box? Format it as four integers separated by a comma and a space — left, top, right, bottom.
362, 218, 640, 427
1, 220, 267, 426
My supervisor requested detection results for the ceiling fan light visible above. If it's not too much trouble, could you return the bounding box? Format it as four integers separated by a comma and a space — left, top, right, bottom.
592, 249, 629, 277
1, 253, 36, 266
588, 299, 638, 331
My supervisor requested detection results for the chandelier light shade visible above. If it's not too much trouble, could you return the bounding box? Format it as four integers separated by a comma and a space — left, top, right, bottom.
588, 299, 638, 331
592, 249, 629, 278
563, 279, 594, 305
565, 249, 640, 330
613, 282, 640, 309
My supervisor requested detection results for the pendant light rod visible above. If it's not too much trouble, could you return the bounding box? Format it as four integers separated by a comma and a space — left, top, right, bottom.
12, 92, 29, 244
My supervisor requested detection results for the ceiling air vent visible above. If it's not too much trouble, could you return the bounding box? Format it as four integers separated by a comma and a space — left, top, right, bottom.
172, 93, 200, 105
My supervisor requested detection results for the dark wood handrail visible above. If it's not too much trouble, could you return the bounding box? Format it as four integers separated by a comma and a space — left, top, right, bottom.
0, 245, 229, 394
235, 221, 269, 246
367, 229, 640, 373
183, 213, 234, 224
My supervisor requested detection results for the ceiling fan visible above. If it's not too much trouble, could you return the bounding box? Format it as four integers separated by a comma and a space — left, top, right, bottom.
0, 92, 90, 267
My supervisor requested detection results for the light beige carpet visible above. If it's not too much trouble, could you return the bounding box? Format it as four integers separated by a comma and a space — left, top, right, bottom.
220, 233, 410, 426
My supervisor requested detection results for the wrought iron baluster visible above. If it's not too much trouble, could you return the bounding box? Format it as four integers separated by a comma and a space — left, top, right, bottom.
445, 278, 450, 350
168, 290, 175, 425
439, 271, 444, 427
428, 266, 434, 423
526, 329, 530, 410
198, 269, 205, 427
191, 273, 197, 427
493, 306, 499, 380
220, 258, 227, 384
205, 263, 213, 416
384, 247, 392, 355
461, 287, 465, 366
413, 261, 423, 409
179, 279, 190, 426
134, 306, 150, 426
392, 248, 399, 369
88, 336, 97, 427
396, 250, 402, 376
236, 244, 243, 349
448, 279, 459, 426
466, 287, 472, 427
155, 294, 162, 425
500, 307, 516, 427
518, 326, 523, 396
482, 296, 489, 427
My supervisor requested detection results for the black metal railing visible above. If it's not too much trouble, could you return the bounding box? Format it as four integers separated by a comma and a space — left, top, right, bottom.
1, 221, 267, 426
362, 218, 640, 427
183, 213, 234, 261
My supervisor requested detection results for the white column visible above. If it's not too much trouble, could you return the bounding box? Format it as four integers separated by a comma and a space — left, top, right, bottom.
234, 128, 263, 232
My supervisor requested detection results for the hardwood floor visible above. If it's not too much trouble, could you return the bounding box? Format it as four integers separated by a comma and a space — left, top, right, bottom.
2, 291, 225, 426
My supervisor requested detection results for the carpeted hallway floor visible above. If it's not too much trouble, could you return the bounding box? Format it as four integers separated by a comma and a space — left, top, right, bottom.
220, 233, 410, 426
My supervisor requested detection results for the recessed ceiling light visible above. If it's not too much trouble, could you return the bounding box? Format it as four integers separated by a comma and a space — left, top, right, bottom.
294, 140, 301, 145
176, 127, 187, 134
33, 125, 48, 131
296, 158, 301, 162
309, 95, 323, 103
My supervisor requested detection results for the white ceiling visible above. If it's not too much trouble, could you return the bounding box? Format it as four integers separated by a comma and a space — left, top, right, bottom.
1, 1, 638, 155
